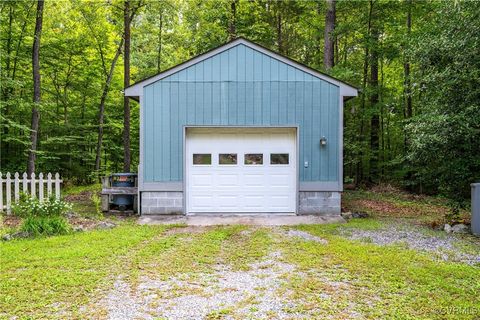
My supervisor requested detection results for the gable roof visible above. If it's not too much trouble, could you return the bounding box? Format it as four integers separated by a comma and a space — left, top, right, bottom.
124, 37, 358, 98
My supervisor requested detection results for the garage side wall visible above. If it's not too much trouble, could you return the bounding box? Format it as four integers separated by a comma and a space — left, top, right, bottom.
143, 44, 340, 187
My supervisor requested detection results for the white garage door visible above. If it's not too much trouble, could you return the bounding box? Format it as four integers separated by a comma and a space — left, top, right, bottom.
186, 128, 297, 214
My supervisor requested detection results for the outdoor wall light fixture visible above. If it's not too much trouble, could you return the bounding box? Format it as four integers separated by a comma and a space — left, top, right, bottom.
320, 136, 327, 146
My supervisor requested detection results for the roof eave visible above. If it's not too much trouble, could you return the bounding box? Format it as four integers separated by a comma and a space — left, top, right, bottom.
125, 85, 142, 97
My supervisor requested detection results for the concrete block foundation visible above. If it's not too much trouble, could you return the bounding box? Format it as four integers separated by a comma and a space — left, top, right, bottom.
141, 191, 184, 215
298, 191, 341, 215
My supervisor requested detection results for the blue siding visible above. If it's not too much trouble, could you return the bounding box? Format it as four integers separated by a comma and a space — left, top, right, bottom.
143, 44, 340, 183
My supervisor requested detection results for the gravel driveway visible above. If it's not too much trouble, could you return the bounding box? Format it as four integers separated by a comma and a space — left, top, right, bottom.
339, 220, 480, 265
86, 222, 479, 320
104, 252, 301, 320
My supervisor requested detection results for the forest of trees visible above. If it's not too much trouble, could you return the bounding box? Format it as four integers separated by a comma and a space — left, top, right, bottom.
0, 0, 479, 204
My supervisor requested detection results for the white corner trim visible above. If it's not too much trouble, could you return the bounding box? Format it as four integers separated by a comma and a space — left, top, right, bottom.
124, 38, 358, 98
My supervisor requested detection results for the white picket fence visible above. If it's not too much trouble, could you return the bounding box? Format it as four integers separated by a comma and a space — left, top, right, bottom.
0, 172, 63, 213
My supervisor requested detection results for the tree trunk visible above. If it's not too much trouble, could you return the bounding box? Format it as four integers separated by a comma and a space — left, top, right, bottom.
157, 9, 163, 73
404, 0, 412, 119
369, 11, 380, 183
3, 4, 13, 98
314, 1, 322, 66
355, 1, 373, 186
228, 0, 237, 41
2, 4, 14, 163
403, 0, 413, 187
95, 38, 124, 171
27, 0, 44, 176
324, 0, 336, 70
12, 4, 35, 92
403, 0, 413, 152
123, 0, 131, 172
277, 13, 283, 54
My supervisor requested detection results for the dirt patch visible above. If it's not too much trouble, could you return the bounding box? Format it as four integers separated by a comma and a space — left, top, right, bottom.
69, 217, 104, 230
0, 215, 21, 229
1, 212, 124, 234
369, 184, 404, 194
355, 199, 412, 216
366, 184, 430, 202
349, 199, 447, 219
64, 190, 98, 202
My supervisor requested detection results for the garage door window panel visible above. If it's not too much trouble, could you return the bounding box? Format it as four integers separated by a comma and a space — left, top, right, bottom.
270, 153, 289, 165
245, 154, 263, 165
193, 154, 212, 165
219, 153, 237, 165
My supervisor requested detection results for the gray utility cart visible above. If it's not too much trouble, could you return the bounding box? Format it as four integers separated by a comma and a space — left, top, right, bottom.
472, 183, 480, 236
101, 173, 138, 214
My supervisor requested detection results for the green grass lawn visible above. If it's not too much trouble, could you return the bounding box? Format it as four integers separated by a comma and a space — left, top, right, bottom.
1, 221, 479, 319
0, 223, 169, 318
1, 187, 478, 319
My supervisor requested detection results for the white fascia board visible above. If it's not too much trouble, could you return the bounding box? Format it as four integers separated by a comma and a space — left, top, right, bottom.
124, 85, 143, 97
124, 38, 358, 98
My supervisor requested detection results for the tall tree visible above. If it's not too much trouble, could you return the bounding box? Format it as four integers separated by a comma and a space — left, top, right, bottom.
324, 0, 336, 69
27, 0, 44, 175
156, 7, 163, 73
228, 0, 237, 41
369, 0, 380, 183
123, 0, 131, 172
95, 39, 124, 172
354, 0, 373, 185
403, 0, 413, 132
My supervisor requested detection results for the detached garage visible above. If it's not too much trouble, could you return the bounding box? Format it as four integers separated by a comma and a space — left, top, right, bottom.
124, 38, 358, 216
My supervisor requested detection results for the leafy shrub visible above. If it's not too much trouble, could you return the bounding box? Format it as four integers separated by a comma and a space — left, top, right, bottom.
22, 216, 71, 236
12, 196, 72, 218
12, 197, 73, 236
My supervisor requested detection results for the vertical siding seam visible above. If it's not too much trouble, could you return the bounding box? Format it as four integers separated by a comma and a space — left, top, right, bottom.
312, 81, 317, 182
176, 82, 180, 180
327, 85, 331, 181
155, 84, 158, 182
202, 62, 205, 124
170, 83, 174, 181
317, 81, 321, 181
260, 54, 263, 124
244, 46, 247, 124
210, 80, 213, 124
305, 78, 309, 181
143, 88, 146, 181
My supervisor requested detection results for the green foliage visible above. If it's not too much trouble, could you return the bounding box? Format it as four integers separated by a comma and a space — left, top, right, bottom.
12, 196, 72, 219
407, 1, 480, 204
21, 215, 71, 236
12, 197, 73, 236
1, 0, 479, 203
